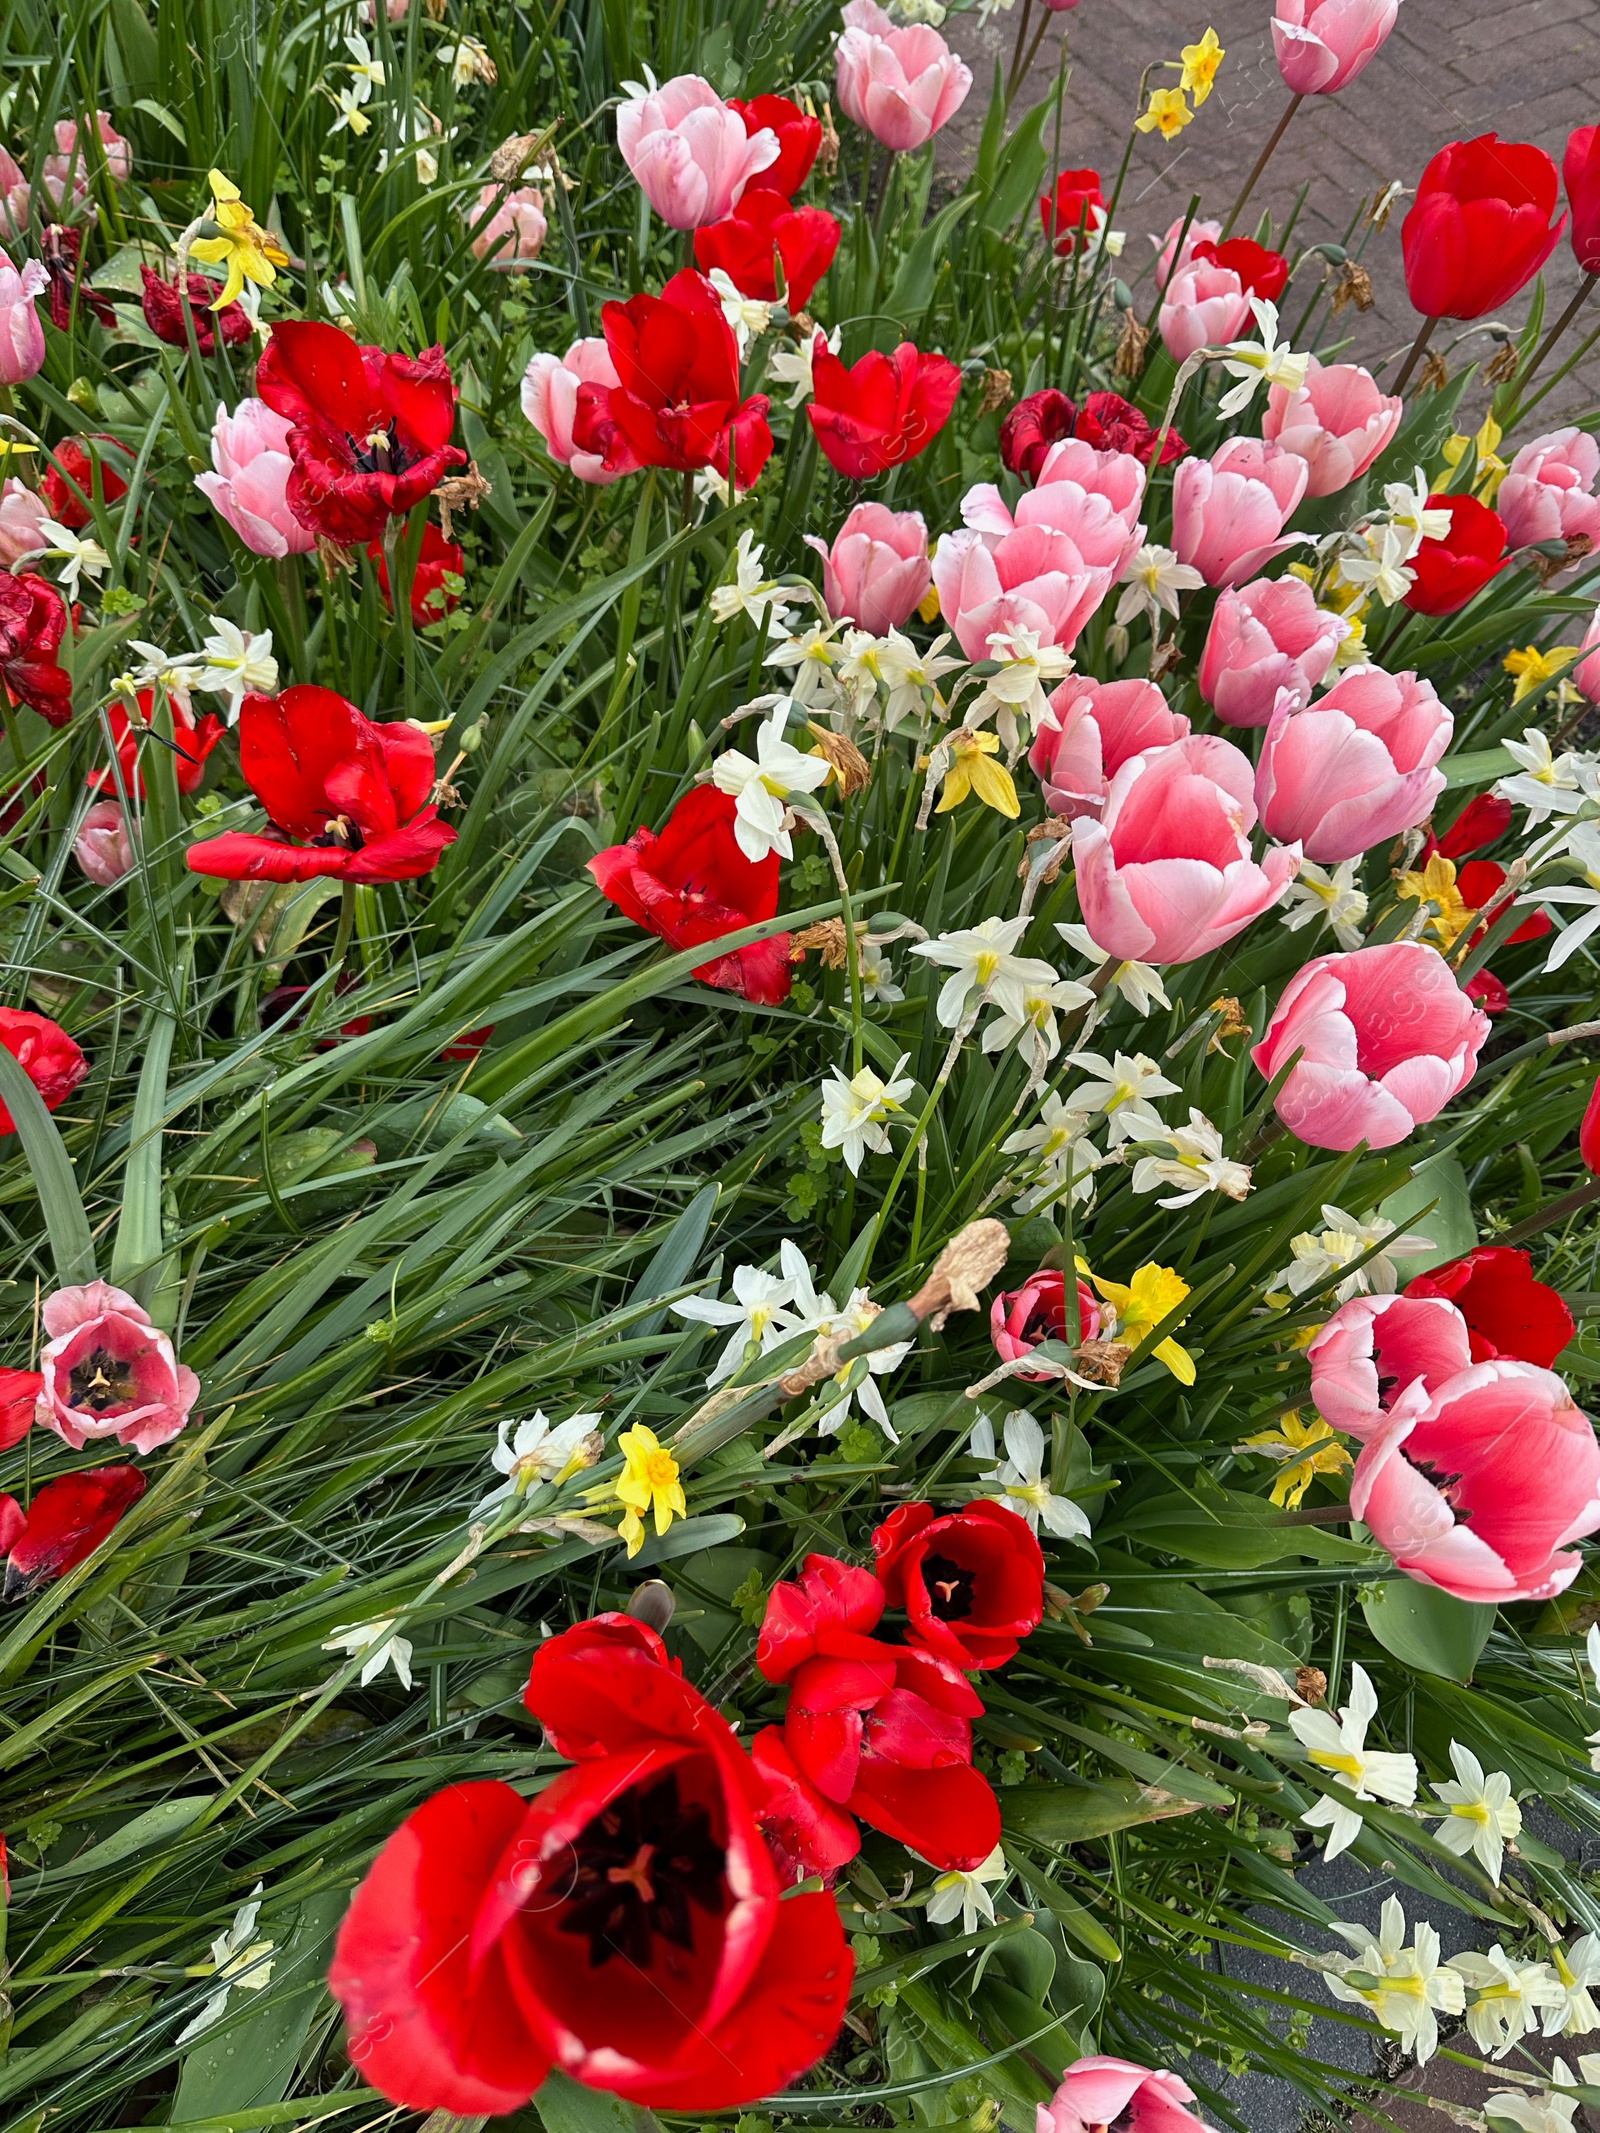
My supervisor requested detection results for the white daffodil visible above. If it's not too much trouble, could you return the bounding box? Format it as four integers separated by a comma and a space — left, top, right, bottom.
175, 1884, 275, 2044
27, 517, 109, 594
119, 640, 203, 695
1288, 1662, 1418, 1860
912, 916, 1059, 1030
1323, 1896, 1464, 2064
1113, 542, 1204, 630
766, 622, 844, 708
1453, 1946, 1562, 2059
707, 267, 773, 351
1002, 1093, 1102, 1215
1216, 297, 1310, 417
971, 1410, 1090, 1539
981, 973, 1095, 1079
709, 532, 795, 633
329, 83, 374, 136
1055, 923, 1169, 1015
839, 627, 962, 729
343, 32, 385, 95
673, 1260, 800, 1387
475, 1409, 604, 1512
972, 624, 1073, 752
1497, 728, 1593, 827
1585, 1622, 1600, 1772
1280, 1206, 1433, 1302
859, 938, 904, 1004
711, 699, 830, 861
924, 1843, 1008, 1932
1280, 858, 1369, 949
189, 620, 278, 722
1544, 1937, 1600, 2039
819, 1054, 915, 1175
1130, 1109, 1251, 1207
323, 1616, 415, 1690
768, 325, 841, 408
1485, 2063, 1591, 2133
1534, 821, 1600, 971
1062, 1049, 1180, 1147
1429, 1741, 1521, 1884
1336, 522, 1415, 606
783, 1248, 913, 1440
438, 35, 495, 86
1383, 467, 1452, 558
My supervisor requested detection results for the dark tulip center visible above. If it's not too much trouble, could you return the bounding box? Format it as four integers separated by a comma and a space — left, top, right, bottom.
350, 420, 412, 476
558, 1771, 725, 1970
1376, 1374, 1399, 1403
311, 813, 366, 852
69, 1345, 137, 1413
923, 1551, 977, 1621
1409, 1453, 1472, 1521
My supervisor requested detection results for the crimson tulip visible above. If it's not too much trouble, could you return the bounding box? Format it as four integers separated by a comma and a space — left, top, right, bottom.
1075, 390, 1186, 466
0, 568, 72, 726
0, 1005, 87, 1133
1402, 133, 1565, 320
38, 224, 114, 331
138, 265, 251, 355
3, 1463, 146, 1601
1565, 125, 1600, 273
1582, 1072, 1600, 1174
1039, 167, 1105, 255
0, 1368, 40, 1450
185, 686, 455, 885
999, 388, 1077, 484
729, 93, 823, 198
330, 1613, 852, 2113
1432, 791, 1513, 859
1457, 858, 1552, 949
1402, 493, 1507, 614
807, 336, 961, 479
256, 320, 468, 544
367, 522, 465, 624
588, 785, 792, 1006
694, 191, 840, 314
1192, 235, 1290, 300
580, 271, 771, 487
91, 689, 225, 799
41, 436, 129, 529
1405, 1247, 1574, 1369
873, 1498, 1044, 1671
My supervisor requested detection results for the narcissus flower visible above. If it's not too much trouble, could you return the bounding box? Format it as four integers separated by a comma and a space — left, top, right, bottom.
36, 1279, 200, 1454
819, 1054, 914, 1174
937, 727, 1017, 817
1324, 1897, 1464, 2064
1179, 26, 1225, 103
1288, 1660, 1418, 1859
1430, 1741, 1521, 1884
808, 336, 961, 480
1136, 87, 1192, 139
612, 1423, 685, 1556
874, 1497, 1045, 1670
1401, 134, 1565, 320
1086, 1261, 1195, 1383
189, 170, 290, 310
2, 1463, 146, 1600
1240, 1409, 1350, 1509
0, 1006, 87, 1132
0, 567, 72, 726
1405, 1246, 1574, 1368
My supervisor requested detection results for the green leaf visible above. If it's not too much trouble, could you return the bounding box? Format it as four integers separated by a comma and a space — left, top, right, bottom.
535, 2068, 660, 2133
109, 1007, 175, 1309
1438, 744, 1516, 790
131, 96, 187, 143
1361, 1578, 1495, 1682
623, 1512, 745, 1567
48, 1793, 209, 1879
0, 1041, 96, 1285
171, 1889, 348, 2118
1379, 1153, 1476, 1274
882, 195, 976, 333
626, 1182, 718, 1338
1002, 1778, 1209, 1842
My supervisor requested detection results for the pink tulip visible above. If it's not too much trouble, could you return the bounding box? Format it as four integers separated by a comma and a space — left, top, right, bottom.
1171, 438, 1309, 588
1154, 213, 1223, 282
1251, 941, 1489, 1151
1198, 575, 1348, 727
1272, 0, 1401, 95
1255, 664, 1453, 863
1495, 428, 1600, 556
805, 503, 931, 636
1308, 1293, 1474, 1439
1029, 675, 1189, 818
616, 74, 779, 229
0, 149, 29, 242
1351, 1360, 1600, 1604
520, 339, 642, 486
0, 477, 50, 567
45, 112, 133, 198
36, 1280, 200, 1456
468, 183, 548, 267
1574, 601, 1600, 706
1263, 356, 1402, 497
1158, 260, 1253, 365
74, 800, 136, 887
1039, 2057, 1210, 2133
932, 439, 1146, 659
1071, 732, 1301, 966
835, 0, 973, 154
195, 398, 316, 559
0, 251, 46, 386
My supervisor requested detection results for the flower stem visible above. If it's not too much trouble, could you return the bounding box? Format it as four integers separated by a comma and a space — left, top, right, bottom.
1006, 0, 1037, 101
1392, 314, 1438, 396
1509, 270, 1598, 400
1500, 1176, 1600, 1248
1222, 91, 1302, 239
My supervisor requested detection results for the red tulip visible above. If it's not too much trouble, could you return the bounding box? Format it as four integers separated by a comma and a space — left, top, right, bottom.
1192, 235, 1290, 300
1402, 493, 1507, 615
999, 388, 1077, 484
0, 1006, 87, 1133
694, 192, 840, 314
1075, 389, 1187, 466
329, 1612, 852, 2113
256, 320, 468, 544
1457, 858, 1552, 948
0, 568, 72, 726
1565, 126, 1600, 273
0, 1368, 40, 1450
41, 436, 129, 529
185, 686, 455, 885
729, 94, 823, 198
1402, 133, 1565, 320
367, 522, 465, 624
138, 265, 252, 355
38, 225, 114, 331
750, 1724, 860, 1882
1582, 1072, 1600, 1174
1432, 790, 1513, 859
1039, 167, 1105, 255
588, 785, 791, 1006
3, 1463, 146, 1601
91, 689, 225, 799
1466, 967, 1509, 1015
1405, 1246, 1574, 1368
873, 1498, 1044, 1671
807, 336, 961, 479
581, 270, 772, 488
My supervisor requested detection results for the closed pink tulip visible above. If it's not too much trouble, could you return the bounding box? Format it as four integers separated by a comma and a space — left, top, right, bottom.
520, 339, 642, 486
616, 75, 779, 229
1495, 428, 1600, 555
0, 251, 47, 386
1198, 575, 1348, 727
932, 439, 1146, 659
0, 477, 50, 567
1351, 1361, 1600, 1604
1154, 213, 1222, 282
74, 800, 136, 887
1263, 356, 1402, 497
1574, 601, 1600, 705
195, 398, 316, 559
1039, 2056, 1210, 2133
1255, 664, 1452, 863
835, 0, 973, 154
45, 112, 133, 197
1171, 438, 1309, 589
1071, 732, 1301, 966
37, 1279, 200, 1456
1308, 1292, 1474, 1439
0, 149, 29, 242
1158, 260, 1253, 365
1272, 0, 1401, 94
1029, 675, 1189, 818
468, 183, 548, 267
805, 503, 931, 635
1251, 941, 1489, 1151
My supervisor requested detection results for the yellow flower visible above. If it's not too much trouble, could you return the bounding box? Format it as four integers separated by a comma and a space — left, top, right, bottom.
1504, 643, 1585, 704
613, 1424, 686, 1558
1135, 87, 1193, 140
1243, 1410, 1352, 1509
1441, 414, 1507, 501
189, 170, 290, 311
936, 728, 1019, 819
1395, 850, 1474, 951
918, 583, 941, 624
1179, 27, 1225, 104
1085, 1260, 1196, 1384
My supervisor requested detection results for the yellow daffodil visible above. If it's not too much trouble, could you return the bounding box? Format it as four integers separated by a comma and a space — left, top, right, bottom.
1441, 414, 1507, 502
918, 582, 941, 623
1085, 1260, 1196, 1384
1242, 1410, 1352, 1509
613, 1423, 686, 1558
1135, 87, 1193, 140
1395, 851, 1474, 950
1178, 27, 1224, 104
189, 170, 290, 311
1504, 643, 1585, 704
936, 728, 1019, 818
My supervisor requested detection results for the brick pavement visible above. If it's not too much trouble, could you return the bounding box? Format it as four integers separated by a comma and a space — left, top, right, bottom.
940, 0, 1600, 420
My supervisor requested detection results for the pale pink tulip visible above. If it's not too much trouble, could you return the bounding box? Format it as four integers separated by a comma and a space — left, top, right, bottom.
74, 800, 136, 887
1071, 732, 1301, 966
1352, 1360, 1600, 1604
1308, 1292, 1474, 1439
45, 112, 133, 195
1272, 0, 1401, 94
468, 183, 548, 267
1171, 438, 1309, 588
1255, 664, 1452, 862
1574, 601, 1600, 705
835, 0, 973, 154
1263, 356, 1402, 497
616, 75, 778, 229
1158, 260, 1253, 365
1154, 214, 1223, 282
1252, 941, 1489, 1151
520, 339, 642, 486
1198, 575, 1348, 727
0, 148, 29, 242
1039, 2057, 1210, 2133
36, 1280, 200, 1456
805, 503, 931, 636
0, 476, 50, 567
1028, 676, 1189, 819
195, 398, 316, 559
1495, 428, 1600, 556
0, 252, 46, 386
932, 439, 1146, 659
